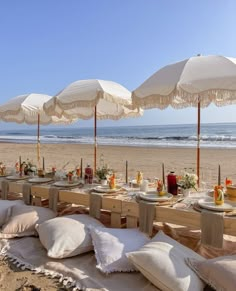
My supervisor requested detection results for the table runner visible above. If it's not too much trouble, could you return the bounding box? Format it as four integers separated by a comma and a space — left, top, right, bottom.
138, 200, 155, 236
201, 210, 224, 248
1, 179, 9, 200
22, 182, 32, 205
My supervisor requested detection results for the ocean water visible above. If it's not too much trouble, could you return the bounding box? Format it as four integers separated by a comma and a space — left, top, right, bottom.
0, 123, 236, 149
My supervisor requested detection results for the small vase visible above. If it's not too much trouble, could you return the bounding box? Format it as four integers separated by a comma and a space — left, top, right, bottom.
101, 179, 108, 186
182, 188, 191, 197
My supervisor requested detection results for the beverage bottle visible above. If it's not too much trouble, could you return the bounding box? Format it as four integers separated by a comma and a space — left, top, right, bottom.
136, 171, 143, 185
167, 171, 178, 195
85, 164, 93, 184
109, 173, 116, 189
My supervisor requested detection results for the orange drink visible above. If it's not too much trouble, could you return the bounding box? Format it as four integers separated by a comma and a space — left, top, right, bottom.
214, 185, 224, 205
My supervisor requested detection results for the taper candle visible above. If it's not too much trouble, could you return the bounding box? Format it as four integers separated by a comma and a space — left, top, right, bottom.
218, 164, 221, 186
80, 158, 83, 178
125, 160, 128, 184
162, 163, 165, 186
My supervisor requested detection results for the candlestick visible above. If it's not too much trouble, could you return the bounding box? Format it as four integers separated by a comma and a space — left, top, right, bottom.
80, 158, 83, 178
162, 163, 165, 186
125, 160, 128, 184
218, 164, 221, 186
42, 157, 45, 171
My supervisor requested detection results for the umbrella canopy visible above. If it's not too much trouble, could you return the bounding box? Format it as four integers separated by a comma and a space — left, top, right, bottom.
44, 79, 141, 120
132, 55, 236, 183
43, 79, 143, 171
0, 93, 73, 166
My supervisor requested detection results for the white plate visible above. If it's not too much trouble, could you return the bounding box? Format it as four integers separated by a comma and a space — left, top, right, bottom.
139, 191, 173, 202
6, 175, 29, 181
93, 185, 121, 193
53, 181, 80, 187
28, 177, 52, 183
198, 197, 236, 212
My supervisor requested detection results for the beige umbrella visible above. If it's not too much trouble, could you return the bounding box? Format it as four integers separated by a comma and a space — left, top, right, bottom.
0, 93, 73, 167
132, 55, 236, 184
43, 79, 143, 171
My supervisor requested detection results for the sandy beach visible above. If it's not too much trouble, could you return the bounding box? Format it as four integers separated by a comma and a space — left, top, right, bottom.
1, 142, 236, 186
1, 142, 236, 290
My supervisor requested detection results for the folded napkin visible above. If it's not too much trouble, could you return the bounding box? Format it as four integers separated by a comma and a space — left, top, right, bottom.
89, 192, 102, 219
1, 179, 9, 200
201, 209, 224, 248
22, 182, 32, 205
49, 186, 59, 213
139, 200, 156, 236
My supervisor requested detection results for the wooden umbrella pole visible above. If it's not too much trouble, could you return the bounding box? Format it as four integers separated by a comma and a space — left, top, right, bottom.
197, 99, 201, 187
94, 106, 97, 172
37, 113, 41, 168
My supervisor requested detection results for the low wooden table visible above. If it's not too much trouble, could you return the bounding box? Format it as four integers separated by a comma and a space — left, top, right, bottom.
5, 181, 236, 238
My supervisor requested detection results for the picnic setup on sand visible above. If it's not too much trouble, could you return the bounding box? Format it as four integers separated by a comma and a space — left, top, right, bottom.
0, 156, 236, 291
0, 55, 236, 290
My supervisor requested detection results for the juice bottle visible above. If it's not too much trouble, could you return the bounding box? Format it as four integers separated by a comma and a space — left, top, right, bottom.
85, 164, 93, 184
109, 173, 116, 189
167, 171, 177, 195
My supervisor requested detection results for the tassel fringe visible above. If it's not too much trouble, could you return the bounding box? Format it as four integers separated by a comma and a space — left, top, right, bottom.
0, 252, 83, 291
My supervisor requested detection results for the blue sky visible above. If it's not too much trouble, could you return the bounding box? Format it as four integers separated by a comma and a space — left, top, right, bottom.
1, 0, 236, 128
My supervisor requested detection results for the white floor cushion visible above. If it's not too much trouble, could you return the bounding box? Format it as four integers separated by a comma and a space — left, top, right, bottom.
126, 231, 206, 291
187, 255, 236, 291
0, 200, 24, 226
0, 204, 56, 238
36, 214, 104, 258
89, 226, 150, 274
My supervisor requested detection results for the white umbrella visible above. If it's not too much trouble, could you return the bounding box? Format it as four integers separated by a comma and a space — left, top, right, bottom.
132, 55, 236, 184
44, 79, 143, 171
0, 93, 73, 167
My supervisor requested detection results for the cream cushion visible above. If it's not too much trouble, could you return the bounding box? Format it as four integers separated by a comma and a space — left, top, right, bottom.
187, 255, 236, 291
0, 200, 24, 226
126, 231, 205, 291
36, 214, 104, 259
0, 204, 56, 238
89, 227, 150, 274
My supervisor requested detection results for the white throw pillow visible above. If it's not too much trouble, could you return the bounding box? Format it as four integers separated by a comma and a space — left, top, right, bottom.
126, 231, 205, 291
0, 204, 56, 238
0, 200, 24, 226
89, 227, 150, 274
36, 214, 104, 259
187, 255, 236, 291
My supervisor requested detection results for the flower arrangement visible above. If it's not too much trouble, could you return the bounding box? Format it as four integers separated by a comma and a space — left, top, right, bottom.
178, 172, 198, 190
21, 159, 37, 175
95, 165, 113, 180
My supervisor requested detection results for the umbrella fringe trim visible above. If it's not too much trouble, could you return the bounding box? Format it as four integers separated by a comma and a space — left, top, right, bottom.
44, 108, 142, 121
132, 88, 236, 109
53, 91, 132, 111
0, 107, 74, 125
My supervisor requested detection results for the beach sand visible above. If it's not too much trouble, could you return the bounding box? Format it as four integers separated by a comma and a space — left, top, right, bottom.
1, 142, 236, 185
1, 142, 236, 290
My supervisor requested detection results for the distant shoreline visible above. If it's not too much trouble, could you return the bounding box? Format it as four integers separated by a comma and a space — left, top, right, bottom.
0, 139, 233, 150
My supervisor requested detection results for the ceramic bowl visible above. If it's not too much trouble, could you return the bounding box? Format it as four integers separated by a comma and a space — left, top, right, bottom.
226, 184, 236, 201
